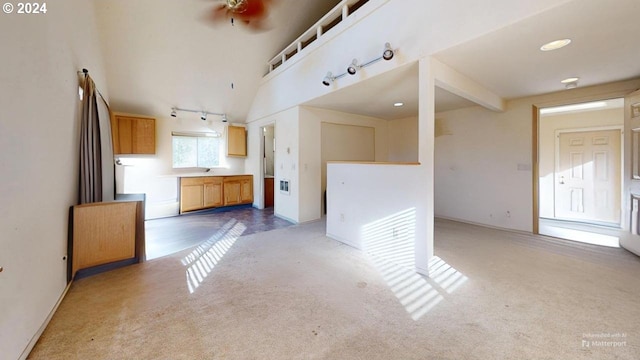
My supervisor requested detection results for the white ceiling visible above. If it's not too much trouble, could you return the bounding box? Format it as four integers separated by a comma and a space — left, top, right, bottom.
304, 62, 419, 120
435, 0, 640, 100
95, 0, 341, 121
303, 62, 478, 119
95, 0, 640, 123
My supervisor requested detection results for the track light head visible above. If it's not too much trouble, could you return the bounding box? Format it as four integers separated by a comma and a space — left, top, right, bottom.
222, 114, 228, 123
322, 72, 333, 86
170, 108, 177, 117
565, 82, 578, 89
382, 42, 394, 61
201, 112, 207, 121
347, 59, 359, 75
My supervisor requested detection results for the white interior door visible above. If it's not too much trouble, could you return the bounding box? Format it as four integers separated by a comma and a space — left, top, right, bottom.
555, 129, 621, 224
623, 89, 640, 256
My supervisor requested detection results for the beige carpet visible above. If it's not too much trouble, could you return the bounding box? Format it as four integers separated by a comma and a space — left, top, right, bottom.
29, 219, 640, 359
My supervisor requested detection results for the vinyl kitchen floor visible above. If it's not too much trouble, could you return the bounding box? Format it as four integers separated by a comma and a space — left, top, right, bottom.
145, 206, 292, 260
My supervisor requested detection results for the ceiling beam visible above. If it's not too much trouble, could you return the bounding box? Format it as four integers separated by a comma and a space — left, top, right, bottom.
432, 58, 506, 112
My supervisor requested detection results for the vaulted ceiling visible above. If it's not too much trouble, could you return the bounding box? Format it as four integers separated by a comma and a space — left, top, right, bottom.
95, 0, 341, 122
95, 0, 640, 123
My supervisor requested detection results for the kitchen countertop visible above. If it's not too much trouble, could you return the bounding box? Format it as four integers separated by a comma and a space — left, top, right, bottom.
161, 173, 252, 178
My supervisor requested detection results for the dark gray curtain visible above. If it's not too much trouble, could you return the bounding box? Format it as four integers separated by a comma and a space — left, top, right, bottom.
97, 87, 115, 201
79, 75, 102, 204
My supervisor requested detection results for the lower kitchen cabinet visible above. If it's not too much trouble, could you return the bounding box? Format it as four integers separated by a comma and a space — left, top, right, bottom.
180, 175, 253, 213
204, 177, 224, 208
223, 175, 253, 206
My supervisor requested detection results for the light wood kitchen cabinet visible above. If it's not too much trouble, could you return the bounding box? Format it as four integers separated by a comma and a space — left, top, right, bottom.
180, 177, 205, 213
223, 180, 242, 206
111, 113, 156, 155
180, 175, 253, 213
240, 177, 253, 203
223, 175, 253, 206
227, 125, 247, 157
204, 177, 223, 207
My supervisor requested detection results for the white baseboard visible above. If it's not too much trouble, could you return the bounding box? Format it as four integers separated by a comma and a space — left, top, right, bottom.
326, 233, 361, 250
146, 201, 179, 220
19, 281, 72, 360
435, 215, 531, 236
274, 213, 297, 224
416, 265, 430, 277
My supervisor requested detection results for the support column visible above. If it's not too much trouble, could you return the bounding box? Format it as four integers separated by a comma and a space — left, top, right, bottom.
415, 57, 435, 276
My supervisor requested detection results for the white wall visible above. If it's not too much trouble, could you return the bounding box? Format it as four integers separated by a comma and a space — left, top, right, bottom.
388, 116, 419, 162
434, 80, 640, 232
300, 106, 390, 221
321, 123, 376, 164
245, 107, 300, 221
299, 112, 322, 223
539, 107, 624, 218
116, 116, 245, 219
326, 163, 428, 271
273, 109, 301, 222
246, 102, 423, 225
434, 104, 533, 231
0, 1, 109, 358
302, 107, 390, 161
247, 106, 393, 223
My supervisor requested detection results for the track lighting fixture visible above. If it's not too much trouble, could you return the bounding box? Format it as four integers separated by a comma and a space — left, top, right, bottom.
561, 77, 579, 89
564, 82, 578, 90
382, 42, 394, 61
322, 72, 334, 86
347, 59, 359, 75
170, 107, 228, 122
322, 42, 396, 86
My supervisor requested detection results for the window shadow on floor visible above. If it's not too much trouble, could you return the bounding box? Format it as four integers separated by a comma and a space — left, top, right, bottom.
145, 207, 293, 260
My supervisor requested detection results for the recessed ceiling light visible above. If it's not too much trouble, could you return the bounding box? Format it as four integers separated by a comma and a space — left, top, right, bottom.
561, 77, 580, 84
540, 39, 571, 51
394, 102, 404, 107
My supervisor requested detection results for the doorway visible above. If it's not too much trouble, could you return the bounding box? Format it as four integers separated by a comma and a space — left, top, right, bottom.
262, 124, 275, 208
555, 128, 621, 224
537, 98, 624, 247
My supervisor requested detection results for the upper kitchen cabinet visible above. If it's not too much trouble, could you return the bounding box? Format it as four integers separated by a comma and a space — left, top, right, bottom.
227, 125, 246, 157
111, 113, 156, 155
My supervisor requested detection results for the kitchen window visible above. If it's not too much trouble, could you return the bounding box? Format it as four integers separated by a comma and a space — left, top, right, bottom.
172, 131, 222, 168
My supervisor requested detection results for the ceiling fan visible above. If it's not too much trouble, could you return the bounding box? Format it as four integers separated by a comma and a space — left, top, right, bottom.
209, 0, 274, 31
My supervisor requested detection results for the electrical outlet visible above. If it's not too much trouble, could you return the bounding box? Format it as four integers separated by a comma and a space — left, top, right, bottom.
340, 213, 345, 222
506, 211, 511, 218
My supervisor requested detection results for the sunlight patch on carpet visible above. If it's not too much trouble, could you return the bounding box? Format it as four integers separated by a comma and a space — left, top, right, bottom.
362, 208, 468, 320
182, 219, 246, 294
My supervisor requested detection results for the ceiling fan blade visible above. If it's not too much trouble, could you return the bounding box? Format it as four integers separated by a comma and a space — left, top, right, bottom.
204, 4, 231, 26
204, 0, 275, 31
